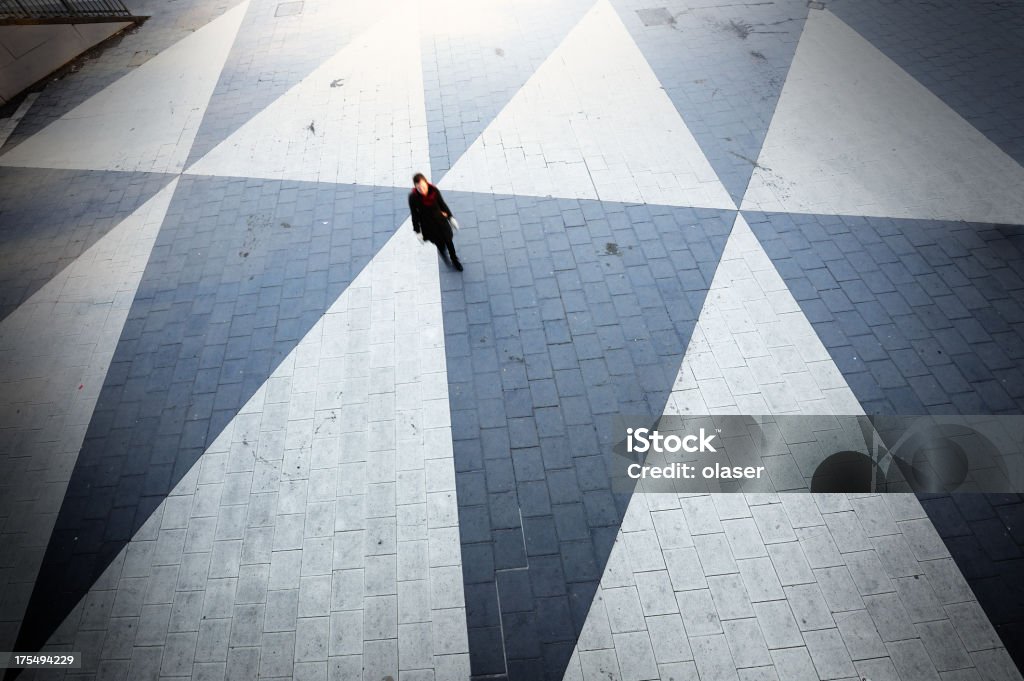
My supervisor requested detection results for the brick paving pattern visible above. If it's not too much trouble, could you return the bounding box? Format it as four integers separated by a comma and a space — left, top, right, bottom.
0, 0, 1021, 679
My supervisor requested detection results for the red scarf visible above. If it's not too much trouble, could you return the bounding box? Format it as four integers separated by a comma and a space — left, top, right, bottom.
419, 185, 438, 207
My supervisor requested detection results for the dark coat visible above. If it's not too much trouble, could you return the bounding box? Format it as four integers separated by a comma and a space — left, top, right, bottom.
408, 185, 453, 245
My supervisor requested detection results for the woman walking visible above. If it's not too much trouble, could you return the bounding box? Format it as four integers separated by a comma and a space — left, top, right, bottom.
409, 173, 462, 271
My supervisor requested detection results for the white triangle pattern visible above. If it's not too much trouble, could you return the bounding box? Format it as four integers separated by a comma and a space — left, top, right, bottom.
742, 9, 1024, 224
0, 177, 179, 652
0, 3, 249, 174
441, 0, 735, 209
667, 213, 863, 419
185, 4, 430, 187
560, 215, 974, 681
21, 222, 471, 680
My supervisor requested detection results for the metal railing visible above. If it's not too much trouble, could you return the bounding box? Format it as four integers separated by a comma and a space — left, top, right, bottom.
0, 0, 133, 21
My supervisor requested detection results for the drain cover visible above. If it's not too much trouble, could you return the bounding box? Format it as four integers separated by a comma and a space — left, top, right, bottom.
275, 1, 304, 17
636, 7, 675, 26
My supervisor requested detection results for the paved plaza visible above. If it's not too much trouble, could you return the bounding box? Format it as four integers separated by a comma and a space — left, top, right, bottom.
1, 0, 1024, 679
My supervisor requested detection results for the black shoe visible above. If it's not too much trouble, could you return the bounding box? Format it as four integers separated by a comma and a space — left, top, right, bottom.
453, 258, 463, 272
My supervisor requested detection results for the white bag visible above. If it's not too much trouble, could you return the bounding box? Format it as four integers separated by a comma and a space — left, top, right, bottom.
449, 216, 460, 231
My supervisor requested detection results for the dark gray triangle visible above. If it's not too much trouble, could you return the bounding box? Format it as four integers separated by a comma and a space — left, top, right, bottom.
438, 189, 734, 680
0, 167, 176, 322
606, 0, 809, 204
0, 3, 244, 157
743, 210, 1024, 415
185, 0, 387, 167
424, 0, 594, 180
829, 0, 1024, 167
13, 175, 411, 659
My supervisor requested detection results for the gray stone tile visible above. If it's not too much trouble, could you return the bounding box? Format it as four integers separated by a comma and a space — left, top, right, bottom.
298, 575, 332, 618
723, 618, 771, 669
736, 557, 784, 603
580, 649, 621, 681
767, 542, 815, 586
795, 527, 844, 570
260, 631, 296, 678
603, 586, 647, 634
650, 509, 694, 550
803, 628, 856, 680
812, 566, 864, 613
887, 638, 941, 681
225, 647, 261, 681
196, 617, 232, 663
749, 504, 796, 545
737, 667, 779, 681
753, 600, 803, 650
646, 613, 692, 664
917, 619, 973, 672
893, 575, 945, 623
785, 584, 835, 632
971, 648, 1020, 681
833, 610, 886, 661
676, 589, 722, 637
613, 631, 660, 681
822, 512, 872, 554
431, 608, 468, 656
692, 634, 740, 681
128, 646, 165, 681
634, 570, 677, 617
169, 590, 204, 633
230, 604, 265, 648
694, 533, 739, 577
160, 630, 199, 676
864, 593, 917, 643
770, 647, 818, 681
329, 611, 362, 657
842, 550, 893, 597
264, 589, 299, 633
849, 496, 899, 538
854, 657, 901, 681
364, 595, 398, 640
708, 574, 754, 621
944, 601, 1002, 652
665, 547, 708, 592
295, 616, 330, 662
723, 519, 768, 560
899, 518, 951, 562
135, 604, 172, 647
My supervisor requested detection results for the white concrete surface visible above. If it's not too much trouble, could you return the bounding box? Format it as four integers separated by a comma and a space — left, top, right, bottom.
0, 1, 248, 174
742, 10, 1024, 224
442, 0, 735, 209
